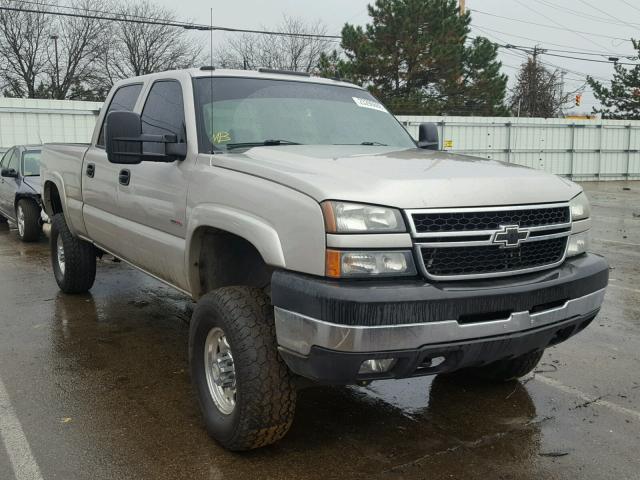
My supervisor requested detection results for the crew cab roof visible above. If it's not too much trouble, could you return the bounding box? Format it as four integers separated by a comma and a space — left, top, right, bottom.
111, 68, 364, 91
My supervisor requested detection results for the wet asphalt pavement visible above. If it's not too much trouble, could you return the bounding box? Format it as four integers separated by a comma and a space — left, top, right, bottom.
0, 181, 639, 480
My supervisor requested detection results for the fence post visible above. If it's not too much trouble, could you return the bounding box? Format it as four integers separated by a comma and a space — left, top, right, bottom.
506, 122, 512, 163
626, 124, 632, 179
569, 124, 575, 179
597, 125, 603, 179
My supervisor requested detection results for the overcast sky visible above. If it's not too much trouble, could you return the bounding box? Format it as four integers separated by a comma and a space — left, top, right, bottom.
153, 0, 640, 113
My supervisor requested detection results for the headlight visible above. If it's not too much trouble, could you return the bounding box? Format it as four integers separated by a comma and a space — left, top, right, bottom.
570, 192, 591, 221
326, 250, 417, 278
566, 231, 591, 257
322, 201, 406, 233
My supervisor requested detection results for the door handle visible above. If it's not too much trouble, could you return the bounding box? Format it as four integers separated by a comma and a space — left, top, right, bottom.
118, 169, 131, 186
86, 163, 95, 178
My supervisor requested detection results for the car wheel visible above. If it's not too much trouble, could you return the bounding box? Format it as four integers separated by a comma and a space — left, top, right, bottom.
189, 286, 296, 451
50, 213, 97, 294
16, 199, 41, 242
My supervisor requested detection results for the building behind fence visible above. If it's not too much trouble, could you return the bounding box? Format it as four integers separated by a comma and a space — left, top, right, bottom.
399, 116, 640, 181
1, 98, 639, 180
0, 98, 101, 151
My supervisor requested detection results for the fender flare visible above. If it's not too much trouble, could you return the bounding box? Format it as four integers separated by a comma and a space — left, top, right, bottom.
42, 173, 75, 234
185, 203, 286, 294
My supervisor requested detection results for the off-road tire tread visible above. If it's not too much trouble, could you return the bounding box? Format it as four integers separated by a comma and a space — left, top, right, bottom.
471, 350, 544, 382
190, 287, 296, 451
51, 213, 96, 293
17, 199, 41, 242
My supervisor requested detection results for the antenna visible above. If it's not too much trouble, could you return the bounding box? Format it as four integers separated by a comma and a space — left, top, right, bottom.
210, 7, 213, 68
209, 7, 214, 155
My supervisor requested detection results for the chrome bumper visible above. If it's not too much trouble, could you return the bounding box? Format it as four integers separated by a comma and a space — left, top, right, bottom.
274, 288, 606, 355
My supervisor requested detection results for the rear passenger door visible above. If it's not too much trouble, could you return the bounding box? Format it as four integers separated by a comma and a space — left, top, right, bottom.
82, 83, 143, 246
112, 80, 190, 287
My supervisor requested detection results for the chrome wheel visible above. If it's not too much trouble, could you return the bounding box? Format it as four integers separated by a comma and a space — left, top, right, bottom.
204, 327, 237, 415
17, 205, 25, 237
56, 235, 66, 275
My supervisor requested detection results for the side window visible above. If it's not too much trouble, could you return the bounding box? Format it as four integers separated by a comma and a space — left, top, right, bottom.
97, 83, 143, 147
141, 81, 186, 155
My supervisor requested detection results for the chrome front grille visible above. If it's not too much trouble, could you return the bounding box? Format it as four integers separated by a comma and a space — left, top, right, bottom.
407, 203, 572, 280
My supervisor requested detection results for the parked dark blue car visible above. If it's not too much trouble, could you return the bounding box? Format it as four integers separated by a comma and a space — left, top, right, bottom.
0, 145, 44, 242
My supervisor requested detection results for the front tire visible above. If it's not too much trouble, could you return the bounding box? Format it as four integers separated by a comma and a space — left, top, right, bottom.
189, 287, 296, 451
50, 213, 96, 294
16, 199, 41, 242
458, 350, 544, 382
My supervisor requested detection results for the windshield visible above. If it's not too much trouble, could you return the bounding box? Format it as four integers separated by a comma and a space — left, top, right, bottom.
193, 77, 416, 153
22, 150, 41, 176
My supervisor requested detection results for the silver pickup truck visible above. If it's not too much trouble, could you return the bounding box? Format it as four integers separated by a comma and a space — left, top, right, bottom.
40, 68, 608, 451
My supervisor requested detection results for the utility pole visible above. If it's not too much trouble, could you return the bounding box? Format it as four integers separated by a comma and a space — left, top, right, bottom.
50, 34, 59, 98
530, 45, 540, 117
459, 0, 466, 15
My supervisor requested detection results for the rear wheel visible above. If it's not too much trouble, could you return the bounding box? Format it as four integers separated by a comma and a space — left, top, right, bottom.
189, 286, 296, 451
456, 350, 544, 382
16, 199, 41, 242
50, 213, 96, 293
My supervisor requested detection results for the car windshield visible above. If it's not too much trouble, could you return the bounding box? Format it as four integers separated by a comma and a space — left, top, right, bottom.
22, 150, 41, 176
193, 77, 417, 153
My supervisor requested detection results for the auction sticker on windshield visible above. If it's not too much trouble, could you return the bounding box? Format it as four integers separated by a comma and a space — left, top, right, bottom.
352, 97, 387, 113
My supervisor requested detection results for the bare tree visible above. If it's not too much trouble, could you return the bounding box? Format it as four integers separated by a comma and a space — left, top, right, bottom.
97, 0, 202, 90
0, 0, 49, 98
509, 55, 573, 118
46, 0, 112, 99
217, 16, 333, 73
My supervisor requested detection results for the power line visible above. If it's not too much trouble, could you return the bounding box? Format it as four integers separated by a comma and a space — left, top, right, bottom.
499, 49, 610, 83
505, 45, 638, 66
0, 3, 343, 40
470, 8, 632, 43
472, 24, 635, 59
618, 0, 640, 14
513, 0, 611, 51
576, 0, 640, 31
533, 0, 640, 29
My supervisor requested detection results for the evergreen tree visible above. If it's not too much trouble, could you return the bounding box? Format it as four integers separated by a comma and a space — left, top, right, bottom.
588, 40, 640, 119
324, 0, 507, 115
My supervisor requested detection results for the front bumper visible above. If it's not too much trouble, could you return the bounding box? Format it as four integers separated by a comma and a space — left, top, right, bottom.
271, 253, 608, 383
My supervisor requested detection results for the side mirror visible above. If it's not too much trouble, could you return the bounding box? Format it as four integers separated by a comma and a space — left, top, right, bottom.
418, 122, 439, 150
105, 111, 187, 164
0, 168, 18, 178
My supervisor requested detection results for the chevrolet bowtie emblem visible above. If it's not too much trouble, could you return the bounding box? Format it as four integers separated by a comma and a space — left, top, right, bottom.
493, 225, 529, 248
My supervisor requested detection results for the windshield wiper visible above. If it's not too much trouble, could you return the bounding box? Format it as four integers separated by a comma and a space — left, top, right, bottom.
226, 139, 301, 150
333, 141, 389, 146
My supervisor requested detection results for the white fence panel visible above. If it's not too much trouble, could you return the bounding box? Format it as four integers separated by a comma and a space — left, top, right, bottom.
0, 98, 101, 149
398, 115, 640, 180
1, 100, 639, 180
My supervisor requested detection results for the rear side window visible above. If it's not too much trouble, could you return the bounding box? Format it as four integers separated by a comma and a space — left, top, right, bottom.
97, 83, 143, 146
141, 81, 186, 155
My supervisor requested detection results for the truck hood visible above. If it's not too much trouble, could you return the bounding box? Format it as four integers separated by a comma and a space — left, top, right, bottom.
211, 146, 580, 209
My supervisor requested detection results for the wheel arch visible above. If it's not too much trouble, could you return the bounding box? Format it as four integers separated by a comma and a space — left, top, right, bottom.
186, 205, 286, 299
42, 179, 65, 217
